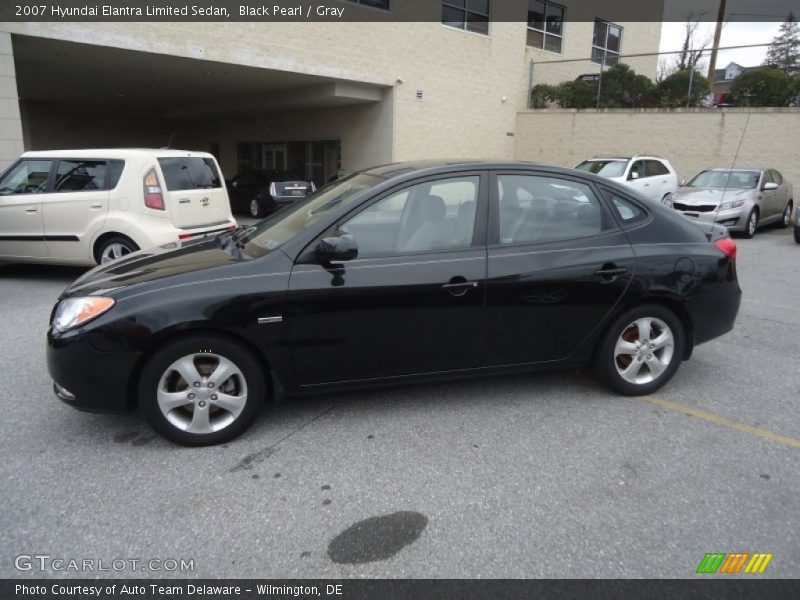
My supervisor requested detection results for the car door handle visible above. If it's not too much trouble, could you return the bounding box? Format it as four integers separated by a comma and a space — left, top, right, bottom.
25, 207, 37, 213
90, 203, 103, 209
442, 280, 479, 297
595, 265, 627, 278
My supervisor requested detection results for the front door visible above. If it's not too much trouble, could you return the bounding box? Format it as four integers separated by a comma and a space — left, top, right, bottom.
485, 172, 636, 365
287, 173, 488, 385
0, 158, 52, 259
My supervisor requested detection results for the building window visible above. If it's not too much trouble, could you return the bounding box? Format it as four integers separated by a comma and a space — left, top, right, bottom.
527, 1, 564, 53
591, 19, 622, 66
442, 0, 490, 35
342, 0, 390, 10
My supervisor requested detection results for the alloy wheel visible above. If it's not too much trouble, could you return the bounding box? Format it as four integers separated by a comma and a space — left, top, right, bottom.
613, 317, 675, 385
783, 203, 792, 227
748, 212, 757, 237
156, 353, 248, 434
249, 199, 261, 218
100, 242, 133, 263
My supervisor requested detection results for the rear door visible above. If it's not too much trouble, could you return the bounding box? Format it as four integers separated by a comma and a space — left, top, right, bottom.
157, 156, 231, 228
0, 158, 52, 259
43, 159, 114, 260
646, 160, 674, 201
485, 171, 636, 365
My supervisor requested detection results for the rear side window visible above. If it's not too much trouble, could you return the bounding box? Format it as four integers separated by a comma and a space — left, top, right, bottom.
605, 189, 647, 225
53, 160, 106, 192
646, 160, 670, 177
108, 160, 125, 189
158, 157, 221, 190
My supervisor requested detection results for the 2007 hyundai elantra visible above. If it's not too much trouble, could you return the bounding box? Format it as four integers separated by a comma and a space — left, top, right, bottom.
47, 161, 741, 445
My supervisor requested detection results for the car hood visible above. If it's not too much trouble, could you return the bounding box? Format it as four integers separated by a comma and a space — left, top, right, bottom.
62, 236, 249, 298
670, 187, 752, 205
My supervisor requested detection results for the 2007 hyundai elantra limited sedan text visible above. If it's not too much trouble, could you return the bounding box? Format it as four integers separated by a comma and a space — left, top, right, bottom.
47, 161, 741, 445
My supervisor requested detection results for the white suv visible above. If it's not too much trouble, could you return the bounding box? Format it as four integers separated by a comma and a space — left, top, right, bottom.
574, 155, 679, 203
0, 149, 237, 265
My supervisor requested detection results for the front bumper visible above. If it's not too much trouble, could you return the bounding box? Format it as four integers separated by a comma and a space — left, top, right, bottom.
47, 328, 140, 413
675, 206, 748, 231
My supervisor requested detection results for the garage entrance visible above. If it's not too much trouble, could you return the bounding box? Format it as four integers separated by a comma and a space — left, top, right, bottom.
11, 34, 391, 183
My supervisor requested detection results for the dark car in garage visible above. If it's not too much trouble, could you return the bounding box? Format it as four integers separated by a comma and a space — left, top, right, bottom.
227, 169, 315, 218
47, 160, 741, 446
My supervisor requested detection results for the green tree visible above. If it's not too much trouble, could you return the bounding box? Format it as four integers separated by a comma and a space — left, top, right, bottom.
596, 63, 656, 108
529, 84, 558, 108
555, 80, 594, 108
657, 68, 710, 107
765, 13, 800, 75
730, 66, 794, 106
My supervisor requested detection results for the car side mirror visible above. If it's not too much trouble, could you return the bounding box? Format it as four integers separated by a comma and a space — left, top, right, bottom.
318, 232, 358, 262
629, 171, 640, 180
762, 181, 779, 191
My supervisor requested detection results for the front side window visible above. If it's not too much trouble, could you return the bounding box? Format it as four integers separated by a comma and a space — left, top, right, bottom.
497, 175, 607, 244
527, 1, 564, 53
592, 19, 622, 66
628, 160, 646, 180
0, 159, 52, 195
342, 176, 479, 256
157, 157, 222, 191
53, 160, 107, 192
442, 0, 490, 35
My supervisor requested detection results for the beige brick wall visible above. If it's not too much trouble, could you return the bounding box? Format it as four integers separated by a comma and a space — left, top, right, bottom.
514, 108, 800, 189
0, 31, 23, 170
1, 15, 661, 168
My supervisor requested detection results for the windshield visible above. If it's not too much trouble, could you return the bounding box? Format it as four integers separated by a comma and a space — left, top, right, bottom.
237, 172, 383, 257
686, 170, 760, 189
575, 160, 627, 178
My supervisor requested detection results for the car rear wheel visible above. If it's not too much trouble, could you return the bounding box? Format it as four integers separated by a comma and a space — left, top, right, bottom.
96, 236, 139, 264
139, 335, 266, 446
249, 197, 266, 218
595, 304, 685, 396
779, 200, 793, 229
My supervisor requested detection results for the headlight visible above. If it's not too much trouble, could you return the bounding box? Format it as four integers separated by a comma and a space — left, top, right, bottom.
53, 297, 115, 332
719, 198, 745, 211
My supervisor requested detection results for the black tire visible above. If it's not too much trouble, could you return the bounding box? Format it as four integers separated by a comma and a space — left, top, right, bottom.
249, 196, 266, 218
595, 304, 685, 396
95, 235, 139, 264
742, 208, 758, 239
138, 334, 266, 446
794, 227, 800, 244
778, 200, 793, 229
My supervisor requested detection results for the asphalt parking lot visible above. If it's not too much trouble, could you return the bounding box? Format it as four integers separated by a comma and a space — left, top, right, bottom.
1, 226, 798, 579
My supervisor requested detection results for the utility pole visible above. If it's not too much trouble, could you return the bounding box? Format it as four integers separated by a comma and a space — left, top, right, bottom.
706, 0, 728, 91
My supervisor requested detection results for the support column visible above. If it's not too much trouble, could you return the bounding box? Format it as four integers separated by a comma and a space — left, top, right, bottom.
0, 31, 24, 170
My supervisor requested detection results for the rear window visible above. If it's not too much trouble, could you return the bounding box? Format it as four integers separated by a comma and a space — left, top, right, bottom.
158, 157, 221, 191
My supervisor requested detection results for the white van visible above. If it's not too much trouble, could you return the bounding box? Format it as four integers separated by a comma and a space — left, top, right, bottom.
0, 149, 237, 265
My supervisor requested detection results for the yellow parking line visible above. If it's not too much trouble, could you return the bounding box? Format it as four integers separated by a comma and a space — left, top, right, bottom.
640, 395, 800, 449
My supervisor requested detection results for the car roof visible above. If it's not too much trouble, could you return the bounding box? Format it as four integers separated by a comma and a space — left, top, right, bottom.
362, 159, 586, 180
702, 167, 765, 172
21, 148, 217, 159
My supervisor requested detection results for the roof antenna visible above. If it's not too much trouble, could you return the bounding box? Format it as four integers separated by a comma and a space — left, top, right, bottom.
162, 131, 175, 150
707, 112, 751, 240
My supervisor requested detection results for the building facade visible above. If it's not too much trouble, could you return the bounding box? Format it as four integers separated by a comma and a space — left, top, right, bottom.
0, 1, 663, 183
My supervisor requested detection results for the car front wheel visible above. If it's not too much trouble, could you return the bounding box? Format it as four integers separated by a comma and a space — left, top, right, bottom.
596, 304, 685, 396
139, 335, 266, 445
743, 208, 758, 238
779, 200, 793, 229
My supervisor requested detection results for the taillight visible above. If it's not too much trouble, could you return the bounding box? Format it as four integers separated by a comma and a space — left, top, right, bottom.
714, 236, 737, 259
143, 168, 165, 210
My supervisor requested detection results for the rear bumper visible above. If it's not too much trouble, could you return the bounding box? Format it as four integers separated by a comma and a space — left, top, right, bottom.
47, 328, 140, 414
685, 275, 742, 347
125, 217, 237, 250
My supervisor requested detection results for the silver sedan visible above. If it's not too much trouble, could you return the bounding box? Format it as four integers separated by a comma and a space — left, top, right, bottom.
664, 168, 794, 238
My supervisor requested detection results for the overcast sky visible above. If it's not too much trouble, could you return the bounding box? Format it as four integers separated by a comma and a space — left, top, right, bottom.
658, 21, 783, 72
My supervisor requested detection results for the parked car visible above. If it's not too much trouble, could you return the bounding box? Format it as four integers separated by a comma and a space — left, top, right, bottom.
574, 155, 679, 203
47, 160, 741, 445
227, 169, 315, 218
0, 149, 237, 265
664, 168, 793, 239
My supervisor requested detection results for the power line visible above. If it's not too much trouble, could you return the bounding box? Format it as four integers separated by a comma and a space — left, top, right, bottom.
532, 42, 772, 65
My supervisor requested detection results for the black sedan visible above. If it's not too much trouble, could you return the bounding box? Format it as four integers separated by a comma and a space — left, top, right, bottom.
227, 169, 315, 218
47, 161, 741, 445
